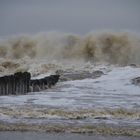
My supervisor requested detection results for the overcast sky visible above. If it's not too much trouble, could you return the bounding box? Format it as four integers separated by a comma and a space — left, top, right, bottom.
0, 0, 140, 36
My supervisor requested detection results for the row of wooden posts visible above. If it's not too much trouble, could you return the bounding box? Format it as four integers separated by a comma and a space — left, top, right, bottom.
0, 72, 60, 96
0, 72, 31, 95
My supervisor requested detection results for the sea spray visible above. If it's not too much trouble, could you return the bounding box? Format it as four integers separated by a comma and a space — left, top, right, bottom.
0, 31, 140, 76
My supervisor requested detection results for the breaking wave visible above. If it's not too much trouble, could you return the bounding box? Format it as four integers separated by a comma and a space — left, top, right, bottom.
0, 31, 140, 75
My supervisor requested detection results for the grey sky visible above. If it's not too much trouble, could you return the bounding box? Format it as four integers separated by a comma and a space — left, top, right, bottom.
0, 0, 140, 36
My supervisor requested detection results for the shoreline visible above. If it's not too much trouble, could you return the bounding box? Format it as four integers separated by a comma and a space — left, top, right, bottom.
0, 123, 140, 137
0, 131, 140, 140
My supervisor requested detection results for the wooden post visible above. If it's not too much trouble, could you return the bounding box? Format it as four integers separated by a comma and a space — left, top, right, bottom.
0, 72, 59, 95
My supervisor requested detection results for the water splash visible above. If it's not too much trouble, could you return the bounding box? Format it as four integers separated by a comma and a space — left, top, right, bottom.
0, 31, 140, 76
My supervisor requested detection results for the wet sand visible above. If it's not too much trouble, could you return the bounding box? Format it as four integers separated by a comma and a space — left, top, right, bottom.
0, 132, 139, 140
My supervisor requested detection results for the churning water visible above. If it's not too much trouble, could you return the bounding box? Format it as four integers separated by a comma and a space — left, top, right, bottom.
0, 31, 140, 136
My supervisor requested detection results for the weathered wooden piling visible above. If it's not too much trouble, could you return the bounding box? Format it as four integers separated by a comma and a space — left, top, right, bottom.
0, 72, 59, 95
0, 72, 31, 95
29, 75, 60, 92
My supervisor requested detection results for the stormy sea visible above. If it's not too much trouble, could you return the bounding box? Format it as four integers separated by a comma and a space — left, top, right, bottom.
0, 31, 140, 139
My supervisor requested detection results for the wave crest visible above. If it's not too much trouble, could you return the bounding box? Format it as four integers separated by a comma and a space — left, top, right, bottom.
0, 31, 140, 75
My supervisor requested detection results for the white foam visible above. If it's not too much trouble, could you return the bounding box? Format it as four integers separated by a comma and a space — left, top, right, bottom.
0, 66, 139, 109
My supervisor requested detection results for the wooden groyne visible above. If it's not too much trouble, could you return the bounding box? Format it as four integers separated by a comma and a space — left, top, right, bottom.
0, 72, 60, 95
30, 75, 60, 92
